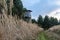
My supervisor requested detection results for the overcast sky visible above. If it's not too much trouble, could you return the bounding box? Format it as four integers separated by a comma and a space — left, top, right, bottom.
22, 0, 60, 20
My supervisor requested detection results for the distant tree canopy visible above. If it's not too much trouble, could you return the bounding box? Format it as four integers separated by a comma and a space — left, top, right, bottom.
37, 15, 59, 30
32, 19, 37, 23
49, 17, 58, 26
23, 8, 27, 13
58, 20, 60, 25
42, 15, 50, 30
37, 15, 43, 26
13, 0, 23, 18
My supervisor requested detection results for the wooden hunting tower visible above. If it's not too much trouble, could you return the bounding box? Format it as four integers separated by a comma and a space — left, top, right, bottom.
24, 10, 32, 22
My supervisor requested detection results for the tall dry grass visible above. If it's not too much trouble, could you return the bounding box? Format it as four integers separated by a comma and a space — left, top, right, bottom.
0, 14, 43, 40
45, 25, 60, 40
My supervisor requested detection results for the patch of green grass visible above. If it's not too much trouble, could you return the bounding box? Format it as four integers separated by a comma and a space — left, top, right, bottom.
36, 32, 49, 40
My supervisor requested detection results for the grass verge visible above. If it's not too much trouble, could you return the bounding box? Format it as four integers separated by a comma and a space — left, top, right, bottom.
36, 32, 48, 40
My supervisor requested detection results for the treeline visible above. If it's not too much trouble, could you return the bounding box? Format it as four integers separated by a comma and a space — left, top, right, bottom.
32, 15, 60, 30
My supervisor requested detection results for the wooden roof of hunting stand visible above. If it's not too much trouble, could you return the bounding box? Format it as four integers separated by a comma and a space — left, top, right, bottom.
26, 10, 32, 12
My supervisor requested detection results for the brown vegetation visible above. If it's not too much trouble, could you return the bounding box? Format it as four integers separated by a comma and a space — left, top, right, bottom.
0, 0, 43, 40
45, 25, 60, 40
0, 13, 43, 40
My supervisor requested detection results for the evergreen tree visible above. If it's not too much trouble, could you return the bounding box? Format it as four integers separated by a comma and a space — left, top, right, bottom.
23, 8, 27, 13
32, 19, 37, 23
37, 15, 43, 26
49, 17, 55, 26
42, 15, 50, 30
50, 17, 58, 26
13, 0, 23, 18
54, 18, 58, 25
58, 19, 60, 25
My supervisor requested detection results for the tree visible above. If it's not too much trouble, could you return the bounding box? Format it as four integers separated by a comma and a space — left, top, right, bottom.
58, 19, 60, 25
49, 17, 55, 26
54, 18, 58, 25
13, 0, 23, 18
32, 19, 37, 23
49, 17, 58, 26
23, 8, 27, 13
42, 15, 50, 30
37, 15, 43, 26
